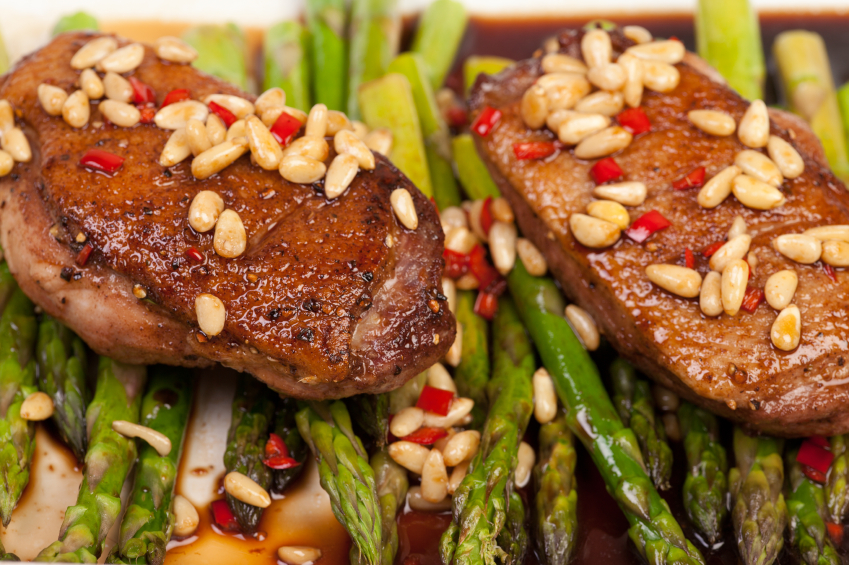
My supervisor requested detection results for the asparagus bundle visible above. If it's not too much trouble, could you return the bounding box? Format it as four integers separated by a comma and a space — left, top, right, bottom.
352, 449, 408, 565
182, 24, 249, 91
678, 402, 728, 544
112, 367, 193, 565
305, 0, 347, 111
272, 397, 308, 493
497, 490, 529, 565
440, 297, 534, 565
786, 447, 840, 565
223, 376, 275, 534
826, 434, 849, 524
533, 413, 578, 565
507, 260, 704, 565
347, 0, 401, 119
36, 359, 146, 562
263, 21, 312, 111
728, 428, 786, 565
410, 0, 468, 91
453, 290, 490, 430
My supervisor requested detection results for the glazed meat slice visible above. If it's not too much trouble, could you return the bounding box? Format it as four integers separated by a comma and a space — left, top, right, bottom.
471, 28, 849, 437
0, 32, 455, 399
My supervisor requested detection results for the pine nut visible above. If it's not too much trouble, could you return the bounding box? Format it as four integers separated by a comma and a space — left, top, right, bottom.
662, 413, 682, 442
721, 260, 749, 316
224, 471, 271, 508
445, 321, 463, 367
0, 150, 12, 177
652, 385, 680, 412
38, 84, 68, 115
62, 90, 90, 128
204, 94, 255, 119
456, 274, 479, 290
641, 60, 680, 93
581, 29, 612, 68
352, 120, 369, 139
448, 461, 470, 495
699, 271, 723, 317
444, 226, 477, 255
226, 119, 246, 141
279, 155, 327, 184
541, 53, 588, 74
363, 129, 393, 155
772, 234, 822, 264
626, 40, 685, 64
441, 206, 468, 230
771, 305, 801, 351
565, 304, 601, 351
186, 119, 212, 156
738, 100, 770, 148
324, 153, 358, 199
388, 441, 430, 474
245, 115, 283, 170
521, 85, 548, 129
335, 129, 375, 170
490, 198, 514, 224
617, 53, 644, 108
623, 25, 653, 44
558, 113, 611, 145
575, 90, 625, 117
97, 43, 144, 73
804, 225, 849, 243
587, 199, 630, 229
646, 264, 702, 298
112, 420, 172, 456
188, 190, 224, 233
442, 430, 481, 467
326, 110, 353, 136
195, 293, 226, 336
391, 188, 418, 230
442, 277, 457, 314
732, 174, 786, 210
516, 238, 548, 276
515, 442, 535, 488
709, 235, 752, 272
214, 209, 247, 258
278, 546, 322, 565
103, 72, 133, 103
541, 74, 592, 111
422, 397, 474, 428
99, 99, 140, 127
546, 109, 578, 132
821, 240, 849, 267
281, 135, 329, 161
533, 368, 558, 424
160, 128, 192, 167
427, 363, 457, 393
255, 88, 286, 116
569, 213, 620, 248
574, 126, 632, 159
156, 100, 209, 130
77, 69, 103, 100
70, 36, 117, 69
765, 270, 797, 310
728, 215, 748, 240
687, 110, 736, 137
172, 495, 199, 537
206, 114, 227, 146
587, 63, 626, 91
133, 285, 147, 299
697, 165, 740, 208
0, 100, 12, 132
20, 391, 54, 421
390, 407, 425, 438
489, 221, 517, 275
421, 449, 449, 503
192, 138, 248, 180
767, 136, 804, 179
407, 486, 452, 512
735, 150, 783, 187
1, 128, 31, 162
155, 36, 197, 63
304, 103, 329, 138
593, 181, 647, 207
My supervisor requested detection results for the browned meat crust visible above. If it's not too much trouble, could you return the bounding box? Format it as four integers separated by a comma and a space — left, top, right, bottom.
0, 32, 454, 399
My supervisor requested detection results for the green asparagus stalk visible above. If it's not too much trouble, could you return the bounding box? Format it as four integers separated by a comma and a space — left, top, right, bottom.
347, 0, 400, 120
694, 0, 765, 100
36, 317, 88, 461
345, 393, 389, 447
0, 262, 16, 320
533, 413, 578, 565
304, 0, 347, 111
826, 434, 849, 524
453, 290, 490, 430
453, 134, 501, 201
440, 296, 535, 565
352, 449, 408, 565
497, 490, 529, 565
36, 359, 146, 562
272, 397, 308, 493
182, 24, 249, 91
610, 359, 673, 490
388, 372, 426, 415
410, 0, 468, 91
0, 26, 10, 77
264, 21, 311, 111
463, 56, 513, 96
0, 539, 17, 561
507, 259, 704, 565
52, 12, 99, 36
428, 143, 462, 210
111, 366, 193, 565
297, 401, 382, 565
786, 447, 840, 565
678, 402, 728, 545
0, 288, 37, 527
728, 428, 787, 565
223, 376, 274, 534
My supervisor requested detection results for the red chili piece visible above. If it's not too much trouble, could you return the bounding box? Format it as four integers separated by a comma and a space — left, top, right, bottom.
209, 100, 237, 128
76, 243, 93, 266
270, 112, 302, 146
513, 141, 558, 160
827, 522, 844, 545
809, 435, 831, 449
703, 241, 724, 257
161, 88, 190, 107
797, 439, 835, 474
265, 433, 289, 458
139, 106, 156, 124
590, 157, 623, 185
128, 77, 156, 105
480, 196, 494, 236
471, 106, 502, 137
684, 248, 695, 269
740, 287, 765, 313
617, 107, 651, 135
624, 210, 671, 243
474, 291, 499, 321
263, 455, 301, 469
447, 107, 468, 128
400, 427, 449, 445
80, 149, 125, 174
443, 249, 470, 279
416, 385, 454, 416
824, 263, 838, 283
468, 244, 503, 293
672, 167, 706, 190
801, 464, 827, 484
185, 247, 205, 262
211, 499, 240, 532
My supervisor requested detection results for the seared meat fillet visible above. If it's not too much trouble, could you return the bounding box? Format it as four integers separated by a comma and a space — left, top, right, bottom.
471, 28, 849, 436
0, 32, 454, 399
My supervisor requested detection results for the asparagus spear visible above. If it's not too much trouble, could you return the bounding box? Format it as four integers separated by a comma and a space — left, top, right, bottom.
182, 24, 249, 91
826, 434, 849, 524
440, 296, 535, 565
111, 366, 193, 565
36, 359, 146, 562
36, 317, 88, 461
728, 428, 786, 565
344, 393, 389, 447
352, 449, 408, 565
786, 447, 840, 565
347, 0, 401, 120
463, 56, 513, 96
497, 490, 528, 565
272, 397, 308, 493
610, 359, 673, 490
0, 261, 16, 319
0, 288, 37, 527
678, 402, 728, 545
453, 290, 490, 430
297, 401, 382, 565
533, 413, 578, 565
452, 134, 501, 201
264, 21, 311, 111
507, 259, 704, 565
224, 376, 275, 534
304, 0, 347, 111
410, 0, 468, 91
52, 12, 99, 36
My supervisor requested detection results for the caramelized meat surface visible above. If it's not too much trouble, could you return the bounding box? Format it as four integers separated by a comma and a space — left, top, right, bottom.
0, 32, 454, 399
471, 28, 849, 436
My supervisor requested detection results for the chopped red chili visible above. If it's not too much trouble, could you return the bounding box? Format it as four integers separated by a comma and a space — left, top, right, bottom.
265, 433, 289, 458
208, 100, 237, 128
211, 499, 240, 532
513, 141, 558, 160
672, 167, 706, 190
827, 522, 844, 545
801, 464, 827, 484
128, 77, 155, 105
139, 106, 156, 124
80, 149, 124, 174
684, 248, 695, 269
468, 244, 503, 292
186, 247, 204, 262
75, 243, 93, 266
810, 435, 831, 449
399, 427, 449, 445
824, 263, 838, 283
471, 106, 502, 137
161, 88, 190, 108
447, 107, 468, 128
443, 249, 470, 279
617, 107, 651, 135
270, 112, 302, 146
480, 196, 494, 236
416, 385, 454, 416
740, 287, 765, 313
797, 439, 835, 475
703, 241, 725, 257
624, 210, 671, 243
263, 455, 301, 470
590, 157, 623, 185
474, 290, 499, 321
